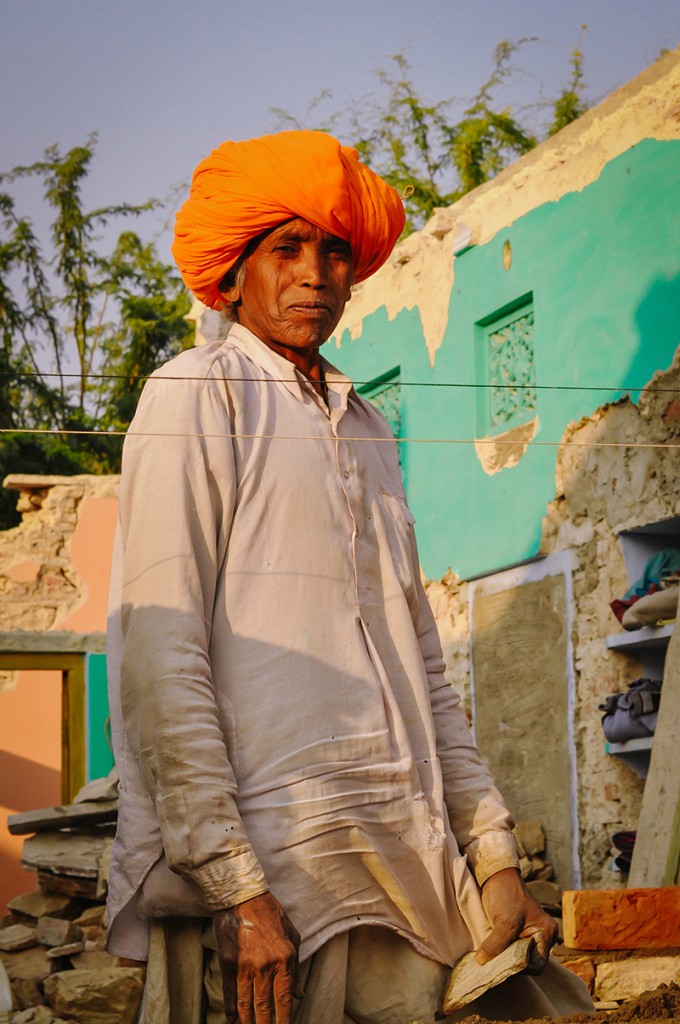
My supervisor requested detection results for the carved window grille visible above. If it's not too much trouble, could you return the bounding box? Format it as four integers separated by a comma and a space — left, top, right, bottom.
477, 299, 536, 435
358, 369, 402, 440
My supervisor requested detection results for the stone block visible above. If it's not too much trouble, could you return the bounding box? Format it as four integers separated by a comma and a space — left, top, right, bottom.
594, 956, 680, 1001
37, 873, 99, 901
513, 820, 545, 856
561, 957, 595, 993
0, 947, 51, 1011
69, 950, 120, 970
11, 1008, 54, 1023
44, 968, 145, 1024
526, 879, 562, 910
72, 905, 105, 929
45, 941, 84, 960
23, 834, 112, 898
0, 960, 10, 1013
563, 887, 680, 949
35, 919, 81, 949
528, 856, 550, 878
7, 894, 73, 923
0, 928, 37, 953
80, 926, 106, 949
533, 863, 555, 881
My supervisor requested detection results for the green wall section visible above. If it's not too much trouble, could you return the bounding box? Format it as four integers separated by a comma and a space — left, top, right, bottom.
86, 653, 114, 781
329, 139, 680, 580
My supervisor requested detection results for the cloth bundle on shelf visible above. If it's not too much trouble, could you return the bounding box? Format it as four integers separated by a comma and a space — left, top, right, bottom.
599, 677, 662, 743
610, 548, 680, 627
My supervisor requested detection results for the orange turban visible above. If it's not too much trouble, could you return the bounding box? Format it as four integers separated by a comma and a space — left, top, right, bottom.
172, 131, 405, 310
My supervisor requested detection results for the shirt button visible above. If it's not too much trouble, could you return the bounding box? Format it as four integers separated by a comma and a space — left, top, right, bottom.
343, 471, 350, 479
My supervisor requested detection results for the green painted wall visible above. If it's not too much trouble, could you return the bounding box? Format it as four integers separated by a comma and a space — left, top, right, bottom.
328, 139, 680, 580
86, 653, 114, 781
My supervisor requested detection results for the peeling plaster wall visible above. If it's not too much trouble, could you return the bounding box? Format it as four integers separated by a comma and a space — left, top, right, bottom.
326, 47, 680, 886
0, 475, 119, 636
330, 54, 680, 582
331, 47, 680, 365
538, 356, 680, 888
426, 354, 680, 887
0, 474, 119, 911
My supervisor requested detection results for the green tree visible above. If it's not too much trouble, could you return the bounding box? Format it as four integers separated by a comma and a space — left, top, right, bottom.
0, 136, 193, 526
548, 29, 588, 136
275, 36, 588, 234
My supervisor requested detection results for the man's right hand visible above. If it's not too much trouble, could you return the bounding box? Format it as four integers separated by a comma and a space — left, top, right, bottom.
214, 890, 302, 1024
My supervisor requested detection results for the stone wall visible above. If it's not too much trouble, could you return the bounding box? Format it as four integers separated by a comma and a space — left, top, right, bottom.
0, 475, 119, 644
540, 352, 680, 887
425, 350, 680, 888
0, 474, 119, 912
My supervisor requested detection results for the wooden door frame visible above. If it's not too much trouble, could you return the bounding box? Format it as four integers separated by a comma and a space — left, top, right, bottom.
0, 650, 87, 803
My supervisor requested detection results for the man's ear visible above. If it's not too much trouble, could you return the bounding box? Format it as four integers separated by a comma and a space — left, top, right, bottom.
220, 283, 241, 306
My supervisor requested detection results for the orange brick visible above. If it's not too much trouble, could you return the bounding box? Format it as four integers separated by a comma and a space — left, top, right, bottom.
562, 887, 680, 950
561, 957, 595, 993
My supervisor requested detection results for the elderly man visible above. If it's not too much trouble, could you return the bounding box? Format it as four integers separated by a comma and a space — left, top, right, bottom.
106, 131, 591, 1024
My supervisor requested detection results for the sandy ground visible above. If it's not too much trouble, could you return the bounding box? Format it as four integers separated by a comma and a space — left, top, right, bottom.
457, 983, 680, 1023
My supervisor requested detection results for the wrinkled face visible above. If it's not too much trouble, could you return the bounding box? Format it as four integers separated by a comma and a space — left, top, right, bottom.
220, 218, 355, 362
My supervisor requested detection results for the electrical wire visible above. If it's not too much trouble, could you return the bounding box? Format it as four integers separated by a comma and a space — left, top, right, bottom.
1, 368, 678, 394
1, 427, 679, 450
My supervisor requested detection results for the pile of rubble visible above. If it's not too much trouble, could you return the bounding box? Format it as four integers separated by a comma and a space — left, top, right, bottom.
509, 822, 680, 1010
3, 792, 678, 1021
0, 776, 143, 1024
513, 819, 564, 931
0, 798, 560, 1023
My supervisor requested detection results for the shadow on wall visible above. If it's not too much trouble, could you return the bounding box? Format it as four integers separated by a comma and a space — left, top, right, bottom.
0, 751, 60, 813
624, 274, 680, 394
0, 752, 61, 911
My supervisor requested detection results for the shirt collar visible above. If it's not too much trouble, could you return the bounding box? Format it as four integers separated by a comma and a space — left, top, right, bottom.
226, 323, 354, 406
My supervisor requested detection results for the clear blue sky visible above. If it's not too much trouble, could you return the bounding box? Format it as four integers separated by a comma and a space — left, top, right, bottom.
1, 0, 678, 259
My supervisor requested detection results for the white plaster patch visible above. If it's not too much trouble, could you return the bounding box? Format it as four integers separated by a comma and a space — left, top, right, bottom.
333, 229, 456, 367
474, 417, 539, 476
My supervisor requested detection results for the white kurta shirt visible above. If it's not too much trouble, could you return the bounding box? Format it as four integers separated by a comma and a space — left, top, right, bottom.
106, 323, 519, 963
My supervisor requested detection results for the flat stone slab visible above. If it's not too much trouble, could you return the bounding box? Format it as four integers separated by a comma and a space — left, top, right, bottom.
443, 936, 535, 1013
594, 956, 680, 1001
0, 926, 37, 953
44, 968, 145, 1024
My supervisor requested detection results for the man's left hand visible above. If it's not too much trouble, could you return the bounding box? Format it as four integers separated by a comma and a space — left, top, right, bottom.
475, 866, 558, 971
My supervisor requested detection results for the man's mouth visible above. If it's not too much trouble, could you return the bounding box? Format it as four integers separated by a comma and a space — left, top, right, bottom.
289, 302, 332, 315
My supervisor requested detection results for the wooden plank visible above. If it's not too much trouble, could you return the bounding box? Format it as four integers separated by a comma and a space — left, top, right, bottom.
605, 624, 674, 652
0, 652, 83, 672
7, 799, 118, 836
62, 661, 86, 803
0, 631, 106, 655
628, 623, 680, 886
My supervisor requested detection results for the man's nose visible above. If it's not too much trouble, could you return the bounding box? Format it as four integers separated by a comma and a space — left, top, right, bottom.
299, 246, 327, 286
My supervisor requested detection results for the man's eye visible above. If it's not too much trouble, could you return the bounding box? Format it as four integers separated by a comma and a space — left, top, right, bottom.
274, 243, 297, 254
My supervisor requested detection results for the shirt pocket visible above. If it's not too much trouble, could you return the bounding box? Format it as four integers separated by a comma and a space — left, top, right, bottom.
378, 491, 418, 606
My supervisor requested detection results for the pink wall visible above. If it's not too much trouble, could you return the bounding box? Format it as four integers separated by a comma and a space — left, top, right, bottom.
0, 670, 62, 912
0, 489, 118, 913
